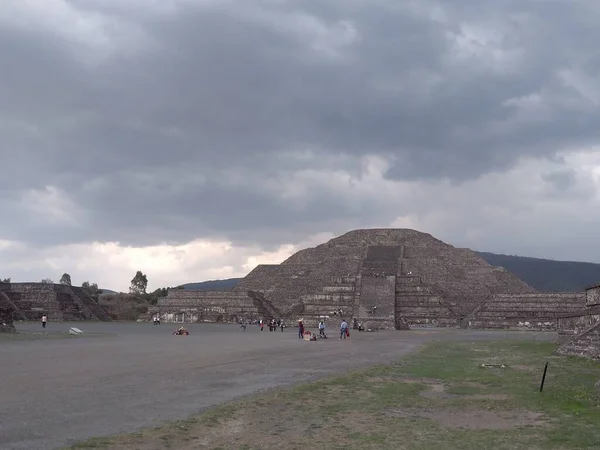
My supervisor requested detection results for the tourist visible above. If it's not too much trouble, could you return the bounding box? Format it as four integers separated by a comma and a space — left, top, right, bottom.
298, 319, 304, 339
259, 319, 264, 331
41, 314, 47, 328
340, 319, 348, 339
240, 321, 247, 331
280, 320, 284, 332
319, 320, 327, 338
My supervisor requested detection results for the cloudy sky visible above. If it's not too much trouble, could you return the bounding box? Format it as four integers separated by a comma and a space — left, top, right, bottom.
1, 0, 599, 291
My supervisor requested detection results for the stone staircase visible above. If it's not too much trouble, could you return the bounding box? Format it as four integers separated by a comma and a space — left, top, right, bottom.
69, 287, 113, 321
248, 290, 284, 320
55, 292, 88, 320
355, 247, 400, 330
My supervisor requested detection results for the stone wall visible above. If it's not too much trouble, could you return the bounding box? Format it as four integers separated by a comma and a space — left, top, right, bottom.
557, 306, 600, 342
151, 290, 261, 323
586, 284, 600, 307
468, 293, 586, 330
556, 321, 600, 361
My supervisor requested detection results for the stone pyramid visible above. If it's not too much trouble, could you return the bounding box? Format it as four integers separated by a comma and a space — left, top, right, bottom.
233, 229, 537, 329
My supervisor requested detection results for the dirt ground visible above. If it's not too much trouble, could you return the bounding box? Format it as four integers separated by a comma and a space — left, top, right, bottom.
2, 322, 556, 450
70, 339, 600, 450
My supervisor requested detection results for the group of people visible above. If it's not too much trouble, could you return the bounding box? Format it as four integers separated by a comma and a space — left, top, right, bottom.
172, 326, 189, 335
298, 318, 350, 340
240, 318, 286, 332
153, 316, 161, 325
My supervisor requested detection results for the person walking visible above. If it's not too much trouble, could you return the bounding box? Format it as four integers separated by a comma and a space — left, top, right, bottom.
298, 319, 304, 339
339, 319, 348, 339
41, 314, 47, 328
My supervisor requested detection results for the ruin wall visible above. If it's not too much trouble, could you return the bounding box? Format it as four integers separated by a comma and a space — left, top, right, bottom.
587, 284, 600, 307
0, 283, 109, 321
557, 305, 600, 340
468, 292, 585, 330
556, 321, 600, 361
153, 290, 260, 323
7, 284, 63, 320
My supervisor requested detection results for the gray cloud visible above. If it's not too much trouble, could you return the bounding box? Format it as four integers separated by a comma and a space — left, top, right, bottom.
1, 0, 600, 255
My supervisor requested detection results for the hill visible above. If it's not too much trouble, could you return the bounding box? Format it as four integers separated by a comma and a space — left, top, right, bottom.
476, 252, 600, 292
179, 253, 600, 293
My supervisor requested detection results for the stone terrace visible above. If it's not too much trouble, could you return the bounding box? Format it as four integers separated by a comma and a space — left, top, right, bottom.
0, 282, 111, 322
151, 290, 284, 323
469, 293, 586, 330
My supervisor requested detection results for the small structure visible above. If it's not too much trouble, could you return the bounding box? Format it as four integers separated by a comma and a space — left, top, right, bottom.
556, 284, 600, 361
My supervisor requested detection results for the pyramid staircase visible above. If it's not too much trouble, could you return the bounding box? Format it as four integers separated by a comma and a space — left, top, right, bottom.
69, 286, 113, 321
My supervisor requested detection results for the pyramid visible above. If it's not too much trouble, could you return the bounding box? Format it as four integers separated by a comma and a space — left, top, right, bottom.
231, 229, 538, 329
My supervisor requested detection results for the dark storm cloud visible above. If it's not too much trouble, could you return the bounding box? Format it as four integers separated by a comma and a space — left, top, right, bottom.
1, 0, 599, 248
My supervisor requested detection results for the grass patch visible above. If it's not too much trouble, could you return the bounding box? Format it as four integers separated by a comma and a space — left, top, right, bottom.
67, 340, 600, 449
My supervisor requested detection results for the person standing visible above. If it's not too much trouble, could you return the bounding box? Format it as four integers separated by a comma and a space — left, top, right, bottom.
280, 320, 284, 332
319, 320, 327, 338
340, 319, 348, 339
298, 319, 304, 339
41, 314, 47, 328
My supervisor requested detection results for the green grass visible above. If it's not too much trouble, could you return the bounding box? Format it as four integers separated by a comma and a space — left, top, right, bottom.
68, 340, 600, 450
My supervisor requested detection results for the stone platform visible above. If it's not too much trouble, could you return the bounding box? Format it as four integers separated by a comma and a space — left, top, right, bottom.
0, 282, 112, 322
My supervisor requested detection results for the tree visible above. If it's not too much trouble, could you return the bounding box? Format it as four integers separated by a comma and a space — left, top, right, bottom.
1, 278, 10, 283
41, 278, 53, 284
60, 273, 72, 286
146, 287, 169, 305
81, 281, 101, 299
130, 271, 148, 295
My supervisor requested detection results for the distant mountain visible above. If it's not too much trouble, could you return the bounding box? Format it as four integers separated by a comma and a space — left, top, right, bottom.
178, 253, 600, 294
178, 278, 243, 291
476, 252, 600, 292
